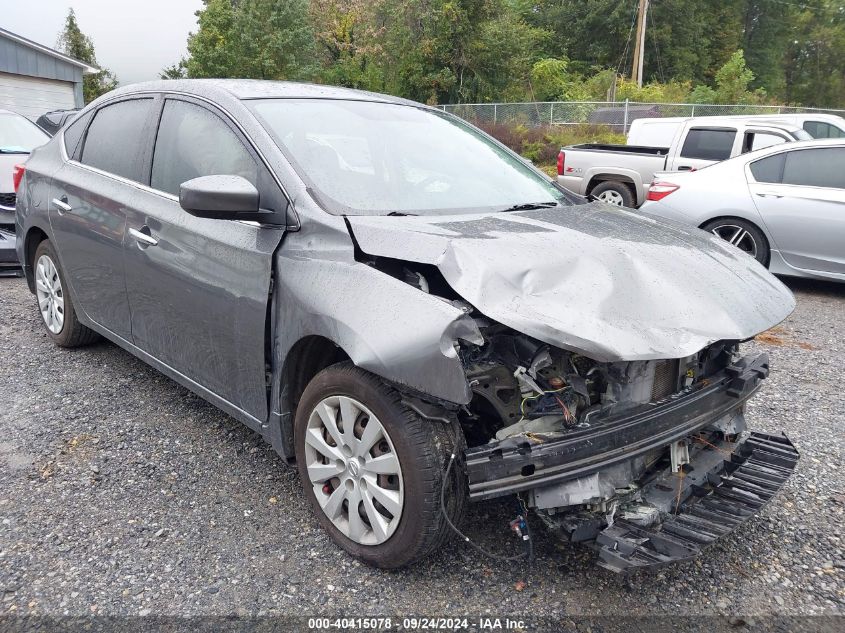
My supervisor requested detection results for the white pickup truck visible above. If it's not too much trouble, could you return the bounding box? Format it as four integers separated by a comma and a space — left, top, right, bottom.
556, 116, 812, 207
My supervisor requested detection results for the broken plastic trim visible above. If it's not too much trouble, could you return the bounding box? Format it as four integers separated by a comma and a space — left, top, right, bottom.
464, 353, 770, 501
596, 431, 799, 573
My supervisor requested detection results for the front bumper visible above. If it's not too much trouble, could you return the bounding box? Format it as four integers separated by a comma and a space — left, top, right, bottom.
465, 352, 771, 501
596, 431, 798, 573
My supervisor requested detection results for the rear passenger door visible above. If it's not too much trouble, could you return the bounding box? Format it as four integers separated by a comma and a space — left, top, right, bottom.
748, 147, 845, 274
50, 97, 158, 339
122, 95, 285, 425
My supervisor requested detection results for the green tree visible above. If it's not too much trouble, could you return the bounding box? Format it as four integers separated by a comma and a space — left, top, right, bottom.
740, 0, 794, 96
234, 0, 316, 80
714, 50, 762, 103
159, 61, 188, 80
309, 0, 384, 90
56, 9, 118, 103
185, 0, 237, 78
186, 0, 315, 80
783, 1, 845, 107
374, 0, 546, 104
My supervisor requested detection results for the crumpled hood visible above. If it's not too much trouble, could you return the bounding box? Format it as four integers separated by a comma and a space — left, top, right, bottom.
346, 203, 795, 361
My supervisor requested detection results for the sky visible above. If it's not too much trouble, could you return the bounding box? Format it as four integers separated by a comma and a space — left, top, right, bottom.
3, 0, 205, 84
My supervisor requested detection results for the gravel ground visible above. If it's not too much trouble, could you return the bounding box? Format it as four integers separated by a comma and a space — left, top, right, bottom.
0, 274, 843, 624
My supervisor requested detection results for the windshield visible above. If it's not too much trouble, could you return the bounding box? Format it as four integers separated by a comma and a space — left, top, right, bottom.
247, 99, 571, 216
0, 113, 50, 153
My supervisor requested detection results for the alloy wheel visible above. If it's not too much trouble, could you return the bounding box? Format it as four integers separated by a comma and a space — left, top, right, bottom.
304, 395, 404, 545
710, 224, 759, 258
35, 254, 64, 334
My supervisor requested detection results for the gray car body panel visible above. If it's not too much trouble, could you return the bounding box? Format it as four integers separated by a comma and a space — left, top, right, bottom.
347, 203, 795, 362
16, 79, 795, 464
271, 217, 483, 405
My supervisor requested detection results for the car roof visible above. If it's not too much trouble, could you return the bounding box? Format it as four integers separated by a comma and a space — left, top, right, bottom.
682, 116, 805, 132
630, 115, 805, 134
105, 79, 425, 108
746, 137, 845, 156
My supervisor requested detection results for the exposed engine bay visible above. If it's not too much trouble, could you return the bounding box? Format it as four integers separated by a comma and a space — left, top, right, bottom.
357, 250, 798, 573
458, 324, 734, 445
454, 324, 797, 573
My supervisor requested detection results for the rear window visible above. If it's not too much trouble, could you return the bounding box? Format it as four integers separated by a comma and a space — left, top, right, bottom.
680, 128, 736, 160
80, 99, 154, 182
782, 148, 845, 189
63, 110, 93, 161
802, 121, 844, 139
749, 153, 785, 183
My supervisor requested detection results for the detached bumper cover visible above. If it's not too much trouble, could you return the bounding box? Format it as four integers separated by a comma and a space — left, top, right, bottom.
596, 431, 798, 573
465, 352, 770, 501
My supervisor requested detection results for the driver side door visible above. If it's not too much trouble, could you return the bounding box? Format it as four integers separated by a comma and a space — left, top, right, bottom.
122, 95, 286, 425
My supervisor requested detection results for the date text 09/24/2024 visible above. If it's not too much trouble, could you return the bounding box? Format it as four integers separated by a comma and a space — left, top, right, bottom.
307, 617, 527, 630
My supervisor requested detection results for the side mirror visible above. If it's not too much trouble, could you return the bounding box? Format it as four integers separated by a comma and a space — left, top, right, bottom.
179, 175, 260, 220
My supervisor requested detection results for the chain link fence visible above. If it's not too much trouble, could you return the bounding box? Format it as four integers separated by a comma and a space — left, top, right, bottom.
439, 100, 845, 132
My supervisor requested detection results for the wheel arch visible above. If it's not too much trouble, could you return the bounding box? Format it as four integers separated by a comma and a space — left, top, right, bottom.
22, 225, 50, 293
275, 334, 352, 461
586, 173, 640, 205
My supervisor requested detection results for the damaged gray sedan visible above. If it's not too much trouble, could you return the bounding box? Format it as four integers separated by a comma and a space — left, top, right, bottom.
15, 80, 798, 572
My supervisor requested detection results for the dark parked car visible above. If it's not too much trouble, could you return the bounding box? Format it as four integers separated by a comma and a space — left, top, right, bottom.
15, 80, 798, 571
35, 108, 80, 136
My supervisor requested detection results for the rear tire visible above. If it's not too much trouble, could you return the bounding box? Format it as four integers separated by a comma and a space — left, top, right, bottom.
294, 362, 466, 568
701, 218, 770, 266
32, 240, 100, 347
591, 181, 635, 207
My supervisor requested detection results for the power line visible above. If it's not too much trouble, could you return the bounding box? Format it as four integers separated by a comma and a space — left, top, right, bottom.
648, 4, 666, 82
614, 0, 641, 80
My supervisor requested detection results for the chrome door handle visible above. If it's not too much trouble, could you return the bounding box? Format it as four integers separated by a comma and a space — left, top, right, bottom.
129, 227, 158, 247
755, 192, 783, 198
52, 197, 72, 213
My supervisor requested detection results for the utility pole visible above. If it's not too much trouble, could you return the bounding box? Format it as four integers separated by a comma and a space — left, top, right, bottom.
631, 0, 649, 88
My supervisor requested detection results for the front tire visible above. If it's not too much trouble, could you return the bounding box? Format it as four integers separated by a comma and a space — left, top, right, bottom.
294, 362, 466, 568
32, 240, 99, 347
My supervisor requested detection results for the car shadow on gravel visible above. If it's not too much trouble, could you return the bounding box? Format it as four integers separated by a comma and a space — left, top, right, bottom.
780, 276, 845, 298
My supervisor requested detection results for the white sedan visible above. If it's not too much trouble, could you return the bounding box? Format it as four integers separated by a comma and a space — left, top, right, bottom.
640, 139, 845, 282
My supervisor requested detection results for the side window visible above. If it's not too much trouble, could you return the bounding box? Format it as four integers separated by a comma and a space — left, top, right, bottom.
782, 148, 845, 189
802, 121, 843, 139
749, 153, 785, 184
80, 99, 154, 181
62, 110, 93, 161
680, 128, 736, 160
151, 99, 258, 197
746, 132, 786, 152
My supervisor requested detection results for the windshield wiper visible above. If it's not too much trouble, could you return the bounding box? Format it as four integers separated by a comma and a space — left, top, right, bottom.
500, 201, 559, 212
0, 149, 29, 155
386, 211, 418, 216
